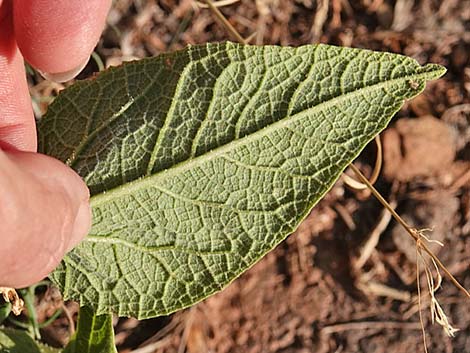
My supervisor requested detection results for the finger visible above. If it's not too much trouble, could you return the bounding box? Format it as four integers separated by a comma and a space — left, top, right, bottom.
0, 2, 36, 152
0, 149, 91, 288
13, 0, 111, 81
0, 0, 6, 21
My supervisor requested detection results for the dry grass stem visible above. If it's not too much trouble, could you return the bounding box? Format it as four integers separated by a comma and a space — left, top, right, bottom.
355, 199, 395, 269
349, 163, 470, 299
195, 0, 240, 8
333, 203, 356, 231
416, 231, 460, 337
200, 0, 247, 43
357, 280, 411, 302
343, 136, 383, 190
244, 31, 258, 44
311, 0, 329, 41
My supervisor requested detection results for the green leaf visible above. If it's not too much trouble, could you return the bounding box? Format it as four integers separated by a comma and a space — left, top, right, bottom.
0, 328, 60, 353
63, 307, 116, 353
0, 328, 39, 353
38, 42, 445, 318
37, 344, 61, 353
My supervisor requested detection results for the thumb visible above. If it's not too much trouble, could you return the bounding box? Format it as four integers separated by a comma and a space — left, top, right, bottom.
0, 149, 91, 288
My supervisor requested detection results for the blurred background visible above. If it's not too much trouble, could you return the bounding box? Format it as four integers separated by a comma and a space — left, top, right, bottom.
26, 0, 469, 352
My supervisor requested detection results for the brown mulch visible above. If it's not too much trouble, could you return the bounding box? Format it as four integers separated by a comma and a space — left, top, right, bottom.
28, 1, 470, 352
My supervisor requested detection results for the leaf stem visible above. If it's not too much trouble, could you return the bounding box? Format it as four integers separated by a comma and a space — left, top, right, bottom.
7, 317, 30, 329
349, 163, 470, 299
19, 287, 41, 339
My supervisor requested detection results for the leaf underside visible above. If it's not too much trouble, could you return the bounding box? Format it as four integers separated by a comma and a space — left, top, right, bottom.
38, 42, 445, 319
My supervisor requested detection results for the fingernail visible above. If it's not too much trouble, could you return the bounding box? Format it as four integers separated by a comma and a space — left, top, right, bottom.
67, 200, 92, 252
39, 56, 89, 83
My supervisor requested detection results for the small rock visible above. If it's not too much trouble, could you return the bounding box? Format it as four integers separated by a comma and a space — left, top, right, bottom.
383, 116, 457, 182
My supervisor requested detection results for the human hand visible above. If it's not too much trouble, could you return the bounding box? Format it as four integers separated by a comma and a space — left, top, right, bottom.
0, 0, 111, 288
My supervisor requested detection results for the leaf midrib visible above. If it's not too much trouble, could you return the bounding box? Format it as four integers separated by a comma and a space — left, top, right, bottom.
90, 65, 443, 207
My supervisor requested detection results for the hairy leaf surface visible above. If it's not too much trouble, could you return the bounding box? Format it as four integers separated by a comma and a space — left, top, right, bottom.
38, 42, 444, 318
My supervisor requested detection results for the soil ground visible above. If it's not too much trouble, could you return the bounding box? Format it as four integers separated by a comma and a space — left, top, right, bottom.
27, 0, 470, 352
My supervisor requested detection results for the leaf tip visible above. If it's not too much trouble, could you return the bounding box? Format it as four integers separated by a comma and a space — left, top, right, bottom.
420, 63, 447, 81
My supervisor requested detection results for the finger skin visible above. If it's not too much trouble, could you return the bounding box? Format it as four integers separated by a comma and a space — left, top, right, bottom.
13, 0, 111, 75
0, 3, 36, 152
0, 149, 91, 288
0, 0, 6, 21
